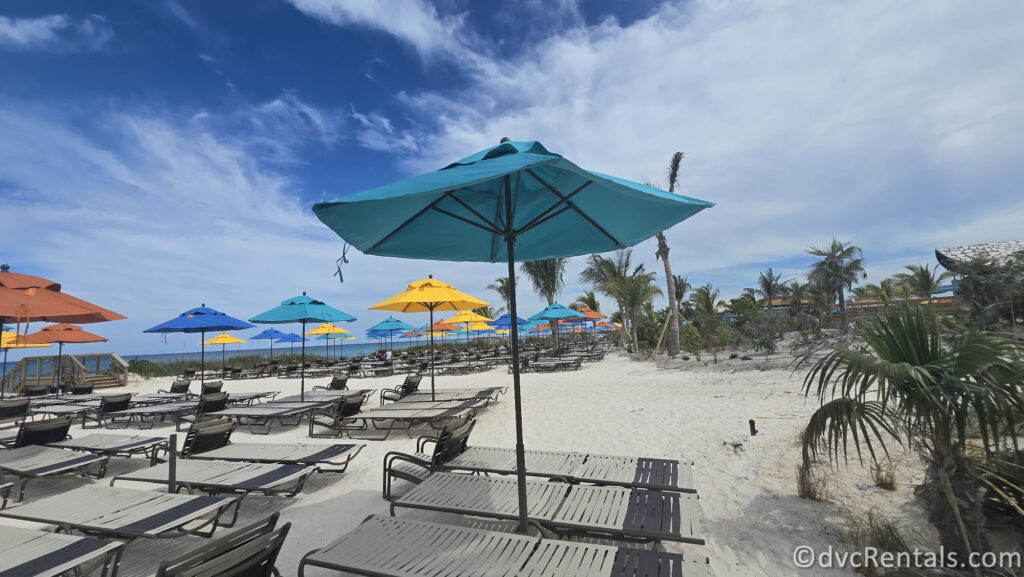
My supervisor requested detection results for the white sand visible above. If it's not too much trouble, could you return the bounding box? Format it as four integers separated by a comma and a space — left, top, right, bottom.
4, 351, 939, 577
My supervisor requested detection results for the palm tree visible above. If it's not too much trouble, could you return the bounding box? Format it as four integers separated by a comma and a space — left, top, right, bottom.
852, 278, 898, 303
757, 268, 785, 313
604, 265, 661, 350
673, 275, 691, 308
486, 276, 516, 314
787, 280, 809, 312
690, 283, 720, 315
894, 263, 952, 300
652, 152, 685, 357
521, 258, 569, 348
570, 290, 600, 312
520, 259, 567, 305
799, 306, 1024, 556
807, 238, 866, 333
473, 305, 498, 320
580, 250, 633, 347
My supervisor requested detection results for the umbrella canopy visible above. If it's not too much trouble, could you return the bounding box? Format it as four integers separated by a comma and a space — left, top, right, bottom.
370, 277, 488, 400
276, 333, 306, 343
367, 317, 415, 332
16, 324, 107, 390
312, 139, 713, 533
447, 310, 493, 324
250, 328, 288, 360
144, 305, 253, 384
203, 333, 246, 345
574, 306, 607, 320
250, 293, 356, 400
0, 266, 126, 326
490, 313, 530, 328
203, 333, 246, 371
307, 323, 352, 335
529, 303, 588, 322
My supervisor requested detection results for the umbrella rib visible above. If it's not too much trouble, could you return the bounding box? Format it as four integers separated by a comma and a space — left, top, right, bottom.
370, 194, 449, 252
513, 181, 587, 236
431, 206, 501, 235
440, 191, 503, 234
516, 204, 574, 236
522, 170, 619, 245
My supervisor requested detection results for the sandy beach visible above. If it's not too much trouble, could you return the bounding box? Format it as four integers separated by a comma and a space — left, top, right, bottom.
1, 347, 948, 577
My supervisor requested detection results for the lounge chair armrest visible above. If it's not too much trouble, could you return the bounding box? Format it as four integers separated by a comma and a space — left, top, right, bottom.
415, 435, 439, 453
383, 450, 431, 471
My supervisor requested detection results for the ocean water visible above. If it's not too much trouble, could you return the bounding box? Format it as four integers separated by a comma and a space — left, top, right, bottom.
124, 340, 422, 364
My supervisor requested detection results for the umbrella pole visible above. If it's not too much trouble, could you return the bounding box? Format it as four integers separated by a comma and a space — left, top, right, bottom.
200, 330, 206, 385
55, 342, 63, 392
429, 307, 435, 402
300, 321, 306, 402
222, 344, 226, 373
1, 347, 7, 400
503, 176, 530, 535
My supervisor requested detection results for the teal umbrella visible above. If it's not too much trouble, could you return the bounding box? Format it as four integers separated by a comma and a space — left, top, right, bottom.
250, 293, 356, 401
368, 316, 414, 351
312, 139, 713, 533
529, 303, 587, 350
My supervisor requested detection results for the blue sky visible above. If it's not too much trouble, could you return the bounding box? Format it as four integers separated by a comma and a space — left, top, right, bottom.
2, 0, 1023, 357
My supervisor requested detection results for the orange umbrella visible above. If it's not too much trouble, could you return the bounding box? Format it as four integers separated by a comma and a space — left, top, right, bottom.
0, 266, 126, 326
1, 266, 123, 397
15, 324, 108, 390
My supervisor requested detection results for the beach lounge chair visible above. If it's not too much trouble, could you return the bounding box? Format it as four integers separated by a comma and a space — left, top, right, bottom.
179, 418, 363, 473
308, 396, 368, 438
175, 391, 229, 431
392, 472, 704, 545
69, 382, 95, 395
110, 459, 318, 502
0, 397, 30, 430
104, 400, 199, 429
0, 485, 238, 539
158, 378, 192, 395
226, 390, 279, 406
0, 525, 124, 577
443, 447, 696, 493
299, 515, 709, 577
0, 418, 110, 501
20, 384, 55, 397
398, 386, 507, 404
207, 399, 338, 435
379, 375, 422, 405
80, 392, 133, 429
343, 405, 475, 441
154, 513, 290, 577
49, 433, 169, 466
180, 369, 197, 380
313, 374, 349, 391
200, 380, 224, 395
383, 418, 475, 499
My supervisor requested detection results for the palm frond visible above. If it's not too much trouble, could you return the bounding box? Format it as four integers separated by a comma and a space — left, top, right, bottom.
802, 398, 899, 466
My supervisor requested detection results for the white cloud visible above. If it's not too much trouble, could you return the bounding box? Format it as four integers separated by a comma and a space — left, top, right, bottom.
0, 14, 111, 51
283, 0, 488, 67
375, 0, 1024, 302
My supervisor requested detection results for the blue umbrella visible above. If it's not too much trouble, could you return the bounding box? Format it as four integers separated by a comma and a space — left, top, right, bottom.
250, 293, 356, 401
490, 313, 530, 328
312, 139, 713, 533
529, 303, 587, 349
368, 316, 414, 351
250, 328, 288, 359
144, 304, 254, 383
275, 332, 306, 356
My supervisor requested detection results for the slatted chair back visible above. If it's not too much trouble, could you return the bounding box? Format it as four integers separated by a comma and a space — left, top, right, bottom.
181, 369, 197, 380
180, 418, 236, 457
70, 383, 95, 395
401, 375, 422, 396
197, 392, 229, 416
99, 393, 132, 414
154, 513, 290, 577
20, 385, 53, 397
201, 381, 224, 395
14, 417, 73, 448
327, 375, 348, 391
430, 417, 476, 470
0, 398, 30, 423
169, 379, 191, 394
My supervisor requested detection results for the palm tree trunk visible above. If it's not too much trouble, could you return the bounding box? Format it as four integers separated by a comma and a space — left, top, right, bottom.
838, 286, 848, 333
656, 232, 680, 357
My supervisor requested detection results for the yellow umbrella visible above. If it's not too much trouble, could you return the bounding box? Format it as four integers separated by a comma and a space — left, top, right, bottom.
203, 333, 246, 371
308, 323, 353, 361
448, 310, 493, 344
371, 275, 488, 399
